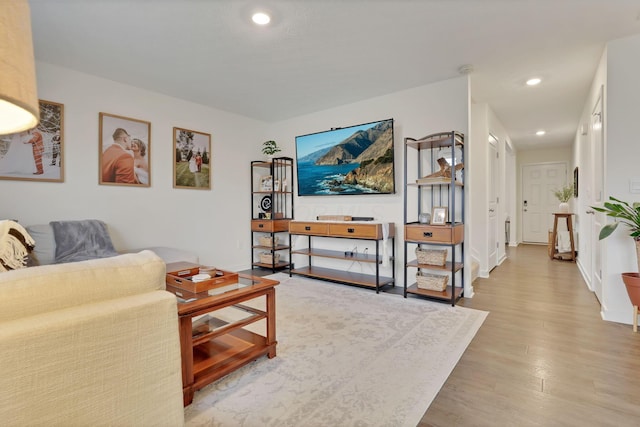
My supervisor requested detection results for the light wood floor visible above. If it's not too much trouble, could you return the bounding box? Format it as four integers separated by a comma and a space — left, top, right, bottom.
419, 244, 640, 427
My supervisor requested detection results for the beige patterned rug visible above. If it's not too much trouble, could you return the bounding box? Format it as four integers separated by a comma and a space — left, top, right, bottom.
185, 273, 488, 427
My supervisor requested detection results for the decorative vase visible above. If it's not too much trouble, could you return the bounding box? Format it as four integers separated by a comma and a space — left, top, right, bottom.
559, 202, 569, 213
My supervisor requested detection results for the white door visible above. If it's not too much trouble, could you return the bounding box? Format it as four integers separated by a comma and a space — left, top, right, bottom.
591, 88, 605, 302
522, 163, 567, 243
488, 137, 498, 270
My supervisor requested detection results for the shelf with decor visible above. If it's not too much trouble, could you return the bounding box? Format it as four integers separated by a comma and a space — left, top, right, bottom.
288, 220, 395, 293
403, 131, 465, 306
250, 157, 294, 272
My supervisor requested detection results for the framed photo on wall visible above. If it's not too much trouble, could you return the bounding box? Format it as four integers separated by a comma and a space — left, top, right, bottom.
0, 99, 64, 182
99, 112, 150, 187
173, 127, 211, 190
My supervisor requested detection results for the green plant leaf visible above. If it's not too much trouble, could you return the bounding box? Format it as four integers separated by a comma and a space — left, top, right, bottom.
599, 222, 619, 240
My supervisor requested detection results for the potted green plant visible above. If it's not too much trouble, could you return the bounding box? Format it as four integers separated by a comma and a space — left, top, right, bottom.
553, 183, 574, 213
261, 140, 281, 160
593, 196, 640, 328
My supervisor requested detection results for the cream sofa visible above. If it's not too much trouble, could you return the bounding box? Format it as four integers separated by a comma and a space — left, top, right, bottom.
25, 221, 198, 265
0, 250, 185, 427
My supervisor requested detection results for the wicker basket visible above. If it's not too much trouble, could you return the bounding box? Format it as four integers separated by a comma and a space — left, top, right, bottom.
415, 248, 447, 266
258, 235, 279, 246
259, 252, 281, 264
416, 272, 449, 291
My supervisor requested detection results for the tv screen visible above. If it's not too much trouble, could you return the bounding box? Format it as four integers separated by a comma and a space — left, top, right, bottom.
295, 118, 394, 196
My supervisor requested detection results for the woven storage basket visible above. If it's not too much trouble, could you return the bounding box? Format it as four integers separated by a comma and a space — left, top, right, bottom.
259, 235, 279, 246
259, 252, 281, 264
415, 248, 447, 266
416, 272, 449, 291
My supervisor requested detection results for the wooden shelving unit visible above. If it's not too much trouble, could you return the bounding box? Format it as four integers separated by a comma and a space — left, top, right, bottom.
403, 131, 465, 306
250, 157, 294, 272
288, 220, 395, 293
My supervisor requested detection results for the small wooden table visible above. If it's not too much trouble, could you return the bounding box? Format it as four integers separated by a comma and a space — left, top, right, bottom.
165, 262, 279, 406
550, 213, 576, 262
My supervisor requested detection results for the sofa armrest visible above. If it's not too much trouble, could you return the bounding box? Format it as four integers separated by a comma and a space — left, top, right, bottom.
0, 290, 184, 426
0, 250, 166, 323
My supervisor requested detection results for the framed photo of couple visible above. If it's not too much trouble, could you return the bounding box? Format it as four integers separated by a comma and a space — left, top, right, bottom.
99, 112, 151, 187
0, 99, 64, 182
173, 127, 212, 190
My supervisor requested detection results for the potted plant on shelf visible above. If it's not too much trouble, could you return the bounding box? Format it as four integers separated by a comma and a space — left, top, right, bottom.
262, 140, 281, 160
593, 196, 640, 329
553, 183, 574, 213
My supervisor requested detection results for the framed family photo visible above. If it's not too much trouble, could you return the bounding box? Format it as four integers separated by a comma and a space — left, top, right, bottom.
0, 99, 64, 182
173, 127, 211, 190
431, 207, 448, 225
260, 175, 273, 191
99, 112, 151, 187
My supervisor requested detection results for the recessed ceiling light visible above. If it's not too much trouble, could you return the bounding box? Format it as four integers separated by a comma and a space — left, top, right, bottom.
252, 12, 271, 25
536, 130, 546, 136
526, 77, 542, 86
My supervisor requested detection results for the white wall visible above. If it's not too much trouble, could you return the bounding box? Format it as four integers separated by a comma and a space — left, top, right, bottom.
267, 77, 470, 289
600, 34, 640, 324
1, 63, 471, 287
468, 102, 515, 277
0, 62, 266, 271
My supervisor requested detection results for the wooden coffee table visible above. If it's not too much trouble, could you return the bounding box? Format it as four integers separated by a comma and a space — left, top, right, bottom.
165, 262, 279, 406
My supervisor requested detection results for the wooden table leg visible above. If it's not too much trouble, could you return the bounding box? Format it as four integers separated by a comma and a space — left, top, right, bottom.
266, 288, 277, 358
567, 215, 576, 262
550, 215, 559, 260
179, 316, 195, 406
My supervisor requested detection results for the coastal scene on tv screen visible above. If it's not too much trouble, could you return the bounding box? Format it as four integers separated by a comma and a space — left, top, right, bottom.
295, 118, 394, 196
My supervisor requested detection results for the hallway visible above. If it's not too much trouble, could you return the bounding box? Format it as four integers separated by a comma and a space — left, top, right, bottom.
421, 244, 640, 426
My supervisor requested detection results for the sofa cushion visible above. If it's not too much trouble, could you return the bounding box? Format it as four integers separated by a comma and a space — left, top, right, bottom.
25, 223, 56, 265
50, 219, 118, 264
0, 250, 167, 323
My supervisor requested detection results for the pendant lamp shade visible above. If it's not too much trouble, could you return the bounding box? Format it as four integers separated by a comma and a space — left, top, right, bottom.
0, 0, 39, 135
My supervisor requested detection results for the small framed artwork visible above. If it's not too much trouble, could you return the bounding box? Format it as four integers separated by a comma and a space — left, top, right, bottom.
173, 127, 212, 190
0, 99, 64, 182
431, 207, 448, 225
274, 179, 280, 192
573, 167, 579, 198
99, 112, 151, 186
260, 175, 273, 191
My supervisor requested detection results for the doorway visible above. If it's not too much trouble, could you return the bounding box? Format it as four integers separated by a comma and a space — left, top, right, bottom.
522, 162, 568, 243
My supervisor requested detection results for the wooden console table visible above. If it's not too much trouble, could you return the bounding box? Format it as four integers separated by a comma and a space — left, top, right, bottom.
288, 221, 395, 293
165, 262, 278, 406
550, 213, 576, 262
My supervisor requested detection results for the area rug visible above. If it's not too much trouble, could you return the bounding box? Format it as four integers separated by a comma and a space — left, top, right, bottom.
184, 273, 488, 427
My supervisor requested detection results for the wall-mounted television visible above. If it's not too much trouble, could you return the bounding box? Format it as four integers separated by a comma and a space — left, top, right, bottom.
295, 118, 394, 196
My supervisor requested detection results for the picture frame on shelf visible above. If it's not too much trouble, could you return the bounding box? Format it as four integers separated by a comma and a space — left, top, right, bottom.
0, 99, 64, 182
99, 112, 150, 186
431, 207, 448, 225
173, 127, 211, 190
260, 175, 273, 191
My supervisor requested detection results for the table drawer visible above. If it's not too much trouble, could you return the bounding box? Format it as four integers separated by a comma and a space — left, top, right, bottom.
405, 223, 464, 244
289, 221, 329, 235
328, 223, 381, 239
251, 219, 290, 232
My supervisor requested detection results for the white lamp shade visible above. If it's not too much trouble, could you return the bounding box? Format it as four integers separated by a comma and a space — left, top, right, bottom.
0, 0, 39, 135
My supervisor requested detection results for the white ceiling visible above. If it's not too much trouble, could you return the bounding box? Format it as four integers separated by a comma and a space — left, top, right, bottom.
29, 0, 640, 150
